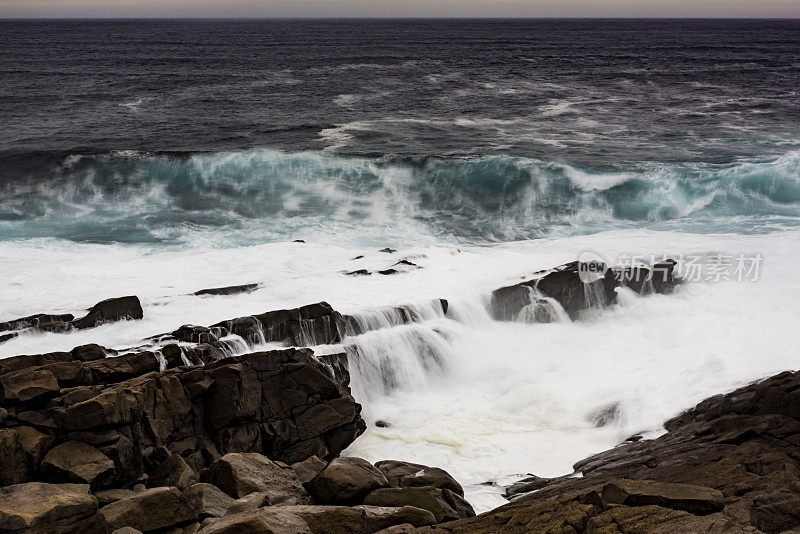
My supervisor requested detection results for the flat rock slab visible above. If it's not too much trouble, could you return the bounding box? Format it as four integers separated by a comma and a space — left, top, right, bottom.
601, 479, 725, 515
100, 486, 197, 533
42, 440, 115, 487
0, 482, 104, 534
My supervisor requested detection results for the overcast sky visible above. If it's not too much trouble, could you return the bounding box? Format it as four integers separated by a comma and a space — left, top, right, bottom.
1, 0, 798, 19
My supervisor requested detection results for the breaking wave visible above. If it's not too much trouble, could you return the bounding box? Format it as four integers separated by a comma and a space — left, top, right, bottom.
1, 149, 799, 246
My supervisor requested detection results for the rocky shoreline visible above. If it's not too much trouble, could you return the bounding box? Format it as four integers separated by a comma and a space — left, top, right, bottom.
3, 257, 795, 533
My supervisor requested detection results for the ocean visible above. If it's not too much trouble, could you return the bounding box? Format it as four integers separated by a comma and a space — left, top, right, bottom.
1, 19, 799, 511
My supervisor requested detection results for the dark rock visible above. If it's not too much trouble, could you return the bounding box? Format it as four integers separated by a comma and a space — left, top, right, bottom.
0, 347, 364, 490
378, 269, 399, 275
490, 260, 621, 321
379, 248, 397, 253
393, 260, 419, 268
266, 504, 437, 534
586, 402, 622, 427
182, 483, 236, 519
375, 460, 464, 496
41, 440, 115, 487
351, 255, 365, 260
193, 284, 258, 297
0, 429, 29, 486
0, 332, 18, 344
503, 475, 557, 499
72, 296, 144, 329
201, 452, 309, 503
294, 239, 306, 243
100, 487, 197, 533
0, 313, 75, 332
346, 269, 371, 276
375, 420, 391, 428
307, 457, 390, 505
148, 454, 198, 490
0, 482, 105, 533
0, 344, 110, 376
363, 487, 475, 523
222, 492, 269, 516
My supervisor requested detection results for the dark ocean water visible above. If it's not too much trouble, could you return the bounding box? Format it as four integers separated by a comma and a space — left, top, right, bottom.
1, 19, 799, 245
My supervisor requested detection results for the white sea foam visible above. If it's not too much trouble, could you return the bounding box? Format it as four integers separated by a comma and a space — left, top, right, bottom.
1, 229, 798, 513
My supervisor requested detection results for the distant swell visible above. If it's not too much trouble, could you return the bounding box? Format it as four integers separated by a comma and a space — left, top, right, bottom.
1, 149, 799, 246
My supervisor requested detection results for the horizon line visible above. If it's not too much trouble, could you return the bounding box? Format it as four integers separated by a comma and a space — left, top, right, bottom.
1, 16, 800, 21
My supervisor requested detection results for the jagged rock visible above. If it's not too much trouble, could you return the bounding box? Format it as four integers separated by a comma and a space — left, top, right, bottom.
0, 344, 110, 376
72, 296, 144, 329
503, 475, 557, 499
379, 248, 397, 253
0, 313, 75, 332
197, 509, 311, 534
0, 482, 105, 533
291, 455, 328, 485
346, 269, 371, 276
100, 487, 197, 533
375, 420, 391, 428
201, 452, 309, 503
95, 488, 137, 506
307, 457, 390, 505
601, 479, 724, 515
0, 347, 364, 489
375, 461, 464, 497
194, 284, 258, 297
148, 454, 198, 490
182, 483, 236, 519
378, 269, 399, 275
360, 506, 438, 532
41, 440, 115, 487
363, 487, 475, 523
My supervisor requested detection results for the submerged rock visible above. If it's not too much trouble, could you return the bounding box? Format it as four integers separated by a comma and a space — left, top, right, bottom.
194, 284, 258, 297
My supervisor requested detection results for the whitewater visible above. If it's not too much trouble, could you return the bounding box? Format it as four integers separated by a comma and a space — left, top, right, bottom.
2, 209, 799, 511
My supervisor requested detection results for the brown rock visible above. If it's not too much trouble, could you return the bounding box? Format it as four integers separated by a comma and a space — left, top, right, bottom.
375, 460, 463, 496
100, 486, 197, 533
201, 453, 309, 503
42, 440, 115, 487
95, 488, 137, 507
0, 429, 29, 486
0, 367, 59, 403
0, 482, 104, 534
363, 487, 475, 523
183, 483, 237, 519
601, 479, 725, 515
196, 509, 311, 534
308, 457, 390, 505
148, 454, 198, 490
291, 455, 328, 485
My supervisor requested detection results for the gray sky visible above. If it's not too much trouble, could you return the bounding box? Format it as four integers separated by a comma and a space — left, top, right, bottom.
1, 0, 798, 19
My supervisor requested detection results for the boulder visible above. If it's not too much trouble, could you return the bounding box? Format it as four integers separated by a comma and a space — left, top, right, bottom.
100, 487, 197, 532
291, 455, 328, 485
72, 296, 144, 329
0, 429, 30, 485
307, 457, 390, 505
41, 440, 115, 487
601, 479, 725, 515
148, 454, 198, 490
0, 482, 104, 533
201, 453, 309, 503
182, 483, 236, 519
375, 460, 463, 496
360, 506, 437, 532
223, 492, 269, 516
362, 487, 475, 523
0, 367, 60, 403
196, 509, 311, 534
